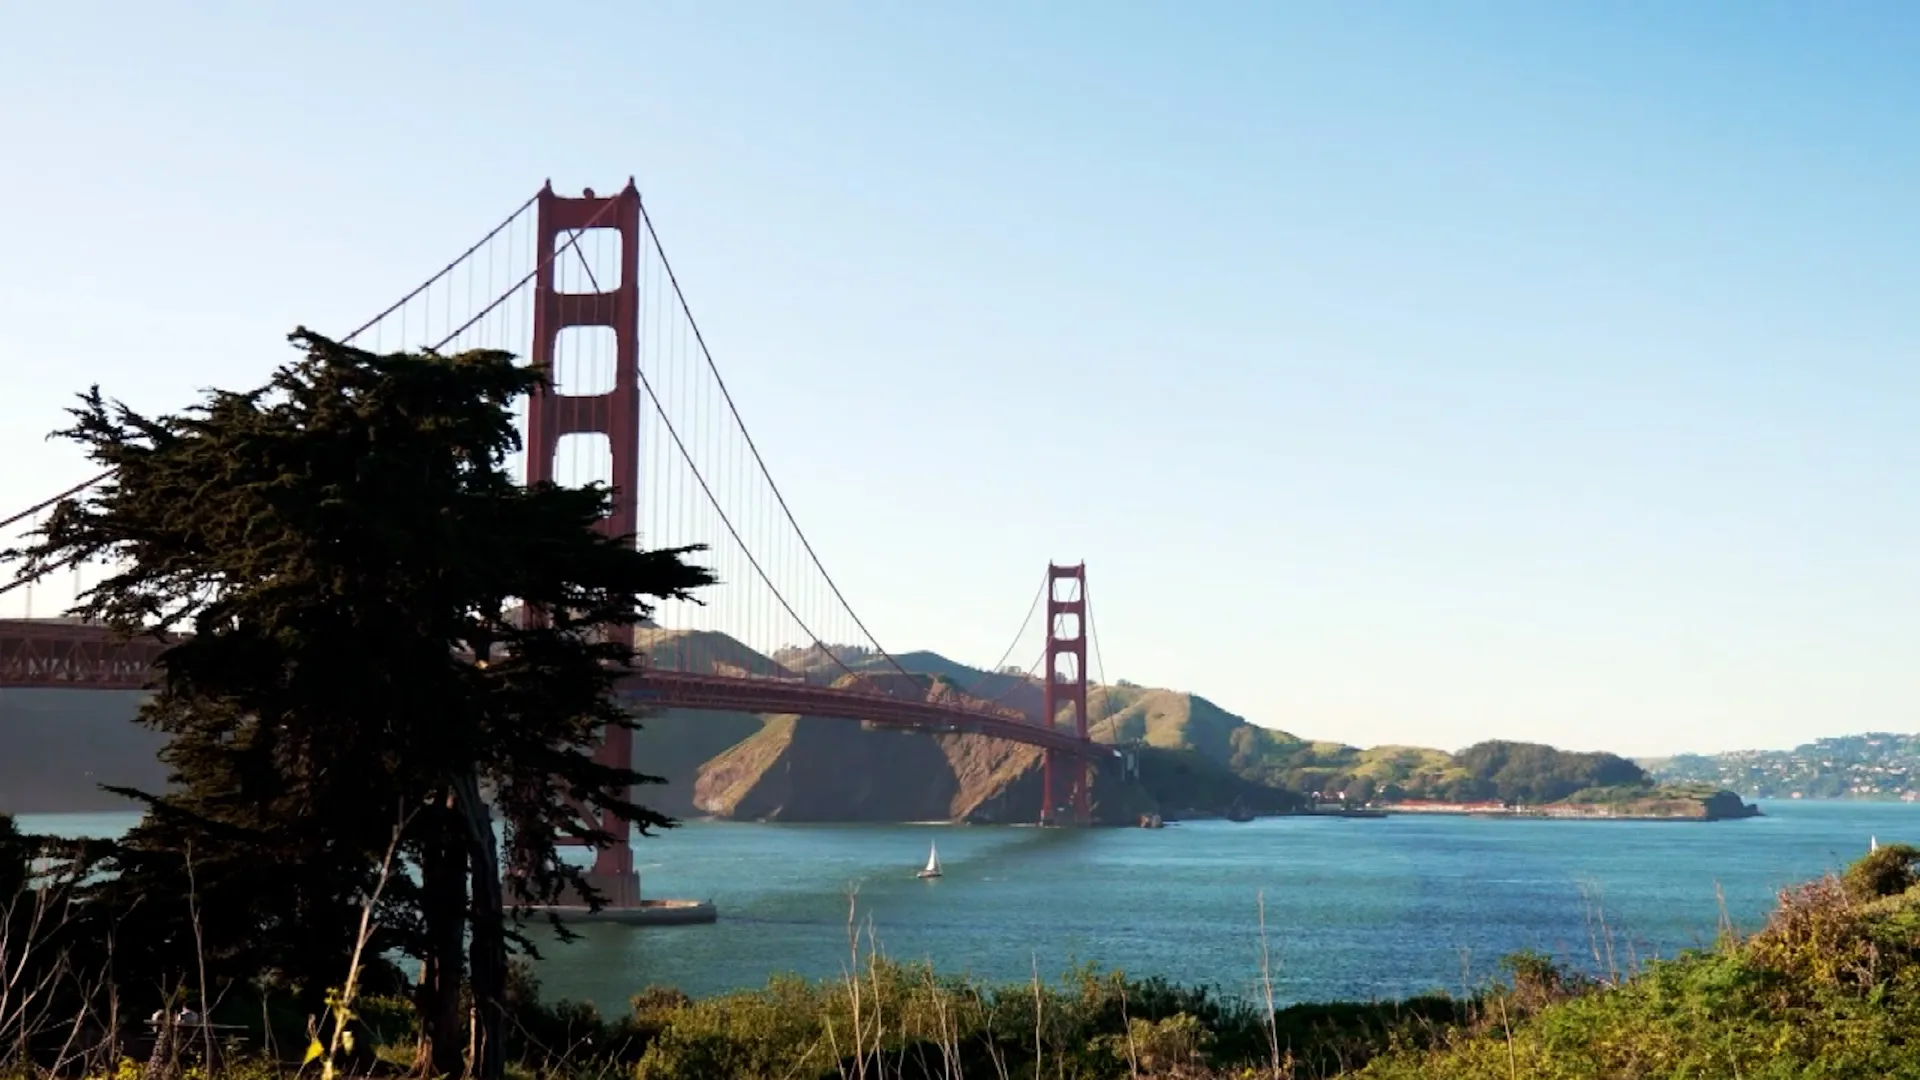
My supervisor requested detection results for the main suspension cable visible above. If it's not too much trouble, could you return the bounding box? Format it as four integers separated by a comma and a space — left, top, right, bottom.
0, 474, 109, 532
982, 646, 1047, 709
637, 198, 912, 680
2, 190, 549, 600
963, 569, 1047, 698
431, 197, 620, 354
343, 191, 540, 345
1085, 577, 1112, 727
631, 359, 861, 683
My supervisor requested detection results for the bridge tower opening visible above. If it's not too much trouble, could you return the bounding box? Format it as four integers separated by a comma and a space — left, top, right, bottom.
1040, 562, 1091, 826
525, 181, 645, 908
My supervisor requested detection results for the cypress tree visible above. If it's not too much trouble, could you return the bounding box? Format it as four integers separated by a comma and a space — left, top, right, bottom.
8, 329, 712, 1077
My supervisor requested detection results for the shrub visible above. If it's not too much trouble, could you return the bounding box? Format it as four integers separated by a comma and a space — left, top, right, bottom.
1844, 842, 1920, 902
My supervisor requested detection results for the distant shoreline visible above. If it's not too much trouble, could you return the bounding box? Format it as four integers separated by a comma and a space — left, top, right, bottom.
1383, 809, 1756, 822
1380, 796, 1762, 822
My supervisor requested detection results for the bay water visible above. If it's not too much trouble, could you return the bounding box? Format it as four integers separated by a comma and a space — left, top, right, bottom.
20, 800, 1914, 1013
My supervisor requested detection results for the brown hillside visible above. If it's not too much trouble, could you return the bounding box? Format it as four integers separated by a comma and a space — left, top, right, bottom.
643, 638, 1309, 823
689, 718, 1143, 824
779, 646, 1042, 702
939, 735, 1048, 823
688, 671, 1075, 822
692, 716, 960, 821
634, 628, 797, 679
621, 628, 789, 817
628, 709, 766, 817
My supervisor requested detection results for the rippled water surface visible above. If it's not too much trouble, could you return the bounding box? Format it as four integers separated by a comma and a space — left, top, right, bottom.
23, 800, 1916, 1010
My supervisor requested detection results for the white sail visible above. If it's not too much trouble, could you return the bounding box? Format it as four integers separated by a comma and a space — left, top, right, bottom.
1872, 835, 1879, 852
923, 843, 941, 875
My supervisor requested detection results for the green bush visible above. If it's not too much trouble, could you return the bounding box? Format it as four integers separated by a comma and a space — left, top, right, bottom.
1356, 846, 1920, 1079
1843, 842, 1920, 901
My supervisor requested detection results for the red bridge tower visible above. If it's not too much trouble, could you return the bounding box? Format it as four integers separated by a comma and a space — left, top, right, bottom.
524, 180, 644, 907
1041, 562, 1091, 826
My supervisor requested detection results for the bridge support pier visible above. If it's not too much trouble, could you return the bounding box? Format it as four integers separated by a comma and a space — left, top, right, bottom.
1041, 750, 1090, 827
571, 869, 641, 909
580, 723, 639, 905
1040, 563, 1092, 826
1042, 751, 1056, 826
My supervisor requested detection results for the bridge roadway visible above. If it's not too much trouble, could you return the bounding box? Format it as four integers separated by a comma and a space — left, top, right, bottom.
0, 619, 1114, 761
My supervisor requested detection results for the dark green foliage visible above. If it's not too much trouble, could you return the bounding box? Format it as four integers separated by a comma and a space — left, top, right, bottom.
1126, 747, 1307, 817
2, 329, 714, 1077
617, 962, 1278, 1080
0, 820, 112, 1071
1360, 847, 1920, 1078
78, 781, 417, 1010
0, 814, 24, 900
1236, 738, 1650, 806
409, 962, 1476, 1080
1268, 996, 1471, 1076
493, 961, 659, 1068
1448, 740, 1647, 804
1843, 841, 1920, 901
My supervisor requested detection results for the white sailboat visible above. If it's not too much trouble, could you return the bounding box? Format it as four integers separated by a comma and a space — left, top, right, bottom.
1871, 835, 1879, 853
916, 842, 943, 879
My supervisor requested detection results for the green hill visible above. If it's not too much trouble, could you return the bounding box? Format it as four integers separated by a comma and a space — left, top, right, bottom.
752, 645, 1686, 811
1088, 682, 1293, 764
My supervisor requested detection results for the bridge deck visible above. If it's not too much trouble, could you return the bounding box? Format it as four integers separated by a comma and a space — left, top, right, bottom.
0, 620, 1112, 760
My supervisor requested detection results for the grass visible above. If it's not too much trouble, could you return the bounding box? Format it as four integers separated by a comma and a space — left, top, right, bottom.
1358, 843, 1920, 1079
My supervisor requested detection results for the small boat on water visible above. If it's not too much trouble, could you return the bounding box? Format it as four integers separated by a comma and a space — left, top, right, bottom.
1872, 835, 1879, 853
916, 842, 943, 879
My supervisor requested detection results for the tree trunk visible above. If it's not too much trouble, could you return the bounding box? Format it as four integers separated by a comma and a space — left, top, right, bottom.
454, 771, 507, 1080
413, 801, 467, 1079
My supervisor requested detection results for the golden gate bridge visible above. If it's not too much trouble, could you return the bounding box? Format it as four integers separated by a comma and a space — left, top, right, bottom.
0, 181, 1116, 905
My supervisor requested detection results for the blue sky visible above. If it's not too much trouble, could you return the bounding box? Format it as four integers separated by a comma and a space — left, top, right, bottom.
2, 3, 1917, 757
